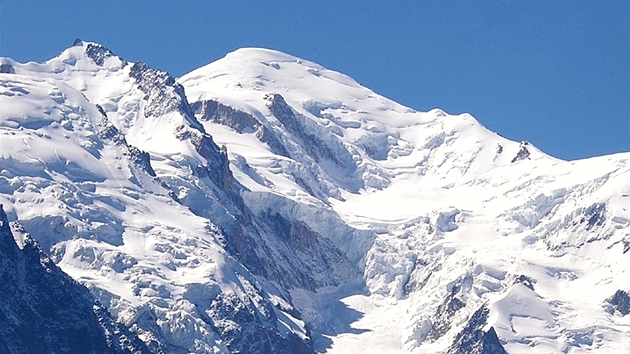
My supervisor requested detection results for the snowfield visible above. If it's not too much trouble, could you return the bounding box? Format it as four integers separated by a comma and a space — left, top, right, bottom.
1, 41, 628, 353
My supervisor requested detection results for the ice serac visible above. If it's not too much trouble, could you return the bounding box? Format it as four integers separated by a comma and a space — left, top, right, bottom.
0, 205, 150, 354
0, 41, 319, 353
180, 47, 630, 353
2, 42, 630, 354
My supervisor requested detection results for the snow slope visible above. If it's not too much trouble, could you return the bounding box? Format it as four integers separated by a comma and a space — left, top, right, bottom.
1, 42, 628, 353
0, 41, 315, 353
0, 205, 151, 354
180, 47, 630, 353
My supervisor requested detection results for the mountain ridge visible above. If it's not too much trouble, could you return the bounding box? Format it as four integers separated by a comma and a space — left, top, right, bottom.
0, 40, 628, 353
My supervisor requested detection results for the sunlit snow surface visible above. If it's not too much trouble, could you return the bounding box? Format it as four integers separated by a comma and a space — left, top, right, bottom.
180, 48, 630, 353
1, 43, 629, 353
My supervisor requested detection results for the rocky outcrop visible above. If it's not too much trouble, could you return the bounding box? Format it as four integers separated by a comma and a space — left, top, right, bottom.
427, 275, 471, 341
0, 205, 150, 354
95, 106, 158, 178
608, 290, 630, 316
196, 99, 260, 134
86, 42, 125, 67
449, 306, 507, 354
265, 93, 348, 166
208, 291, 314, 354
582, 203, 606, 231
129, 62, 196, 122
511, 141, 531, 163
260, 212, 358, 291
513, 274, 535, 291
0, 59, 14, 74
194, 99, 290, 157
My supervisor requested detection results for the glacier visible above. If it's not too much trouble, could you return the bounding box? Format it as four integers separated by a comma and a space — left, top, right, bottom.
0, 40, 628, 353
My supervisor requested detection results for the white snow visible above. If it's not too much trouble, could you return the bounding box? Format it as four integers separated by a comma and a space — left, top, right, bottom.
180, 47, 630, 353
1, 43, 629, 353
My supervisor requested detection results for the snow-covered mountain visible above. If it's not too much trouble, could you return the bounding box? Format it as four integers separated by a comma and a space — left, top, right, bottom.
0, 205, 151, 354
0, 40, 628, 353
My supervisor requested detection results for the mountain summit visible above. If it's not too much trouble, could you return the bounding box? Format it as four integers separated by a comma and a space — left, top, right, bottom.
0, 41, 628, 353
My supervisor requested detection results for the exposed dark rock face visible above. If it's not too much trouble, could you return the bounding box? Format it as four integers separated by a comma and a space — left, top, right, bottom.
208, 207, 358, 295
511, 142, 531, 163
428, 297, 465, 341
176, 125, 235, 195
85, 42, 125, 67
129, 62, 196, 122
95, 108, 157, 178
168, 102, 352, 298
449, 306, 508, 354
513, 275, 535, 291
0, 205, 150, 354
171, 102, 356, 297
124, 64, 247, 208
265, 212, 320, 251
207, 291, 314, 354
0, 61, 14, 74
194, 99, 290, 157
263, 93, 363, 195
609, 290, 630, 316
582, 203, 605, 231
255, 123, 292, 158
265, 93, 344, 165
260, 212, 358, 291
196, 99, 260, 134
427, 275, 470, 341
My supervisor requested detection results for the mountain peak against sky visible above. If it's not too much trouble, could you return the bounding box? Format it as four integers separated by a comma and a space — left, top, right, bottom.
179, 46, 375, 112
51, 38, 126, 70
1, 41, 629, 353
224, 47, 322, 66
3, 2, 627, 161
179, 44, 558, 200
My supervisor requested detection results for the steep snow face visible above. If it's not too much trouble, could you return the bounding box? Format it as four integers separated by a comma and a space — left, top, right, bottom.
0, 205, 151, 354
0, 42, 318, 353
179, 48, 555, 209
1, 42, 629, 354
180, 48, 630, 353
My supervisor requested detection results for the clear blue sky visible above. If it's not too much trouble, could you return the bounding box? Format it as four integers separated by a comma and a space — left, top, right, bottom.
1, 1, 628, 160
